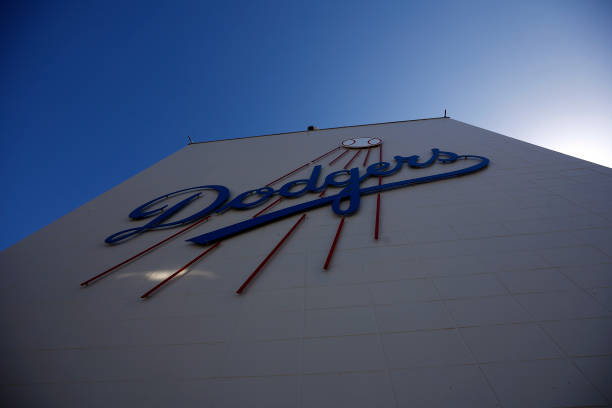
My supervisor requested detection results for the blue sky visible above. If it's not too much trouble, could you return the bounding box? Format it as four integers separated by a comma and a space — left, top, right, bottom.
1, 0, 611, 251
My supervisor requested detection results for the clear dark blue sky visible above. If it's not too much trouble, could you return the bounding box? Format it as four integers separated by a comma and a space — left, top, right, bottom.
1, 0, 611, 251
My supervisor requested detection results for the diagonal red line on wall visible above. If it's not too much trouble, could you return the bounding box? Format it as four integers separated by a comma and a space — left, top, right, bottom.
252, 197, 283, 218
236, 214, 307, 294
324, 216, 345, 270
79, 215, 211, 286
363, 147, 371, 167
312, 146, 342, 163
265, 163, 310, 187
266, 146, 341, 187
328, 148, 350, 166
140, 242, 221, 298
343, 149, 362, 169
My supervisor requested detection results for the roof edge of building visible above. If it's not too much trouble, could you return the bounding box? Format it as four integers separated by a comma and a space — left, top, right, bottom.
189, 116, 449, 145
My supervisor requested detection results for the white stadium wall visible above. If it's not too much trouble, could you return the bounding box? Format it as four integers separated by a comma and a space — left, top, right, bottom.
1, 118, 611, 407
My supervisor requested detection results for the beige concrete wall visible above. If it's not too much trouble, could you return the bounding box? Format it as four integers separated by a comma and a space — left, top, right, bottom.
1, 118, 611, 407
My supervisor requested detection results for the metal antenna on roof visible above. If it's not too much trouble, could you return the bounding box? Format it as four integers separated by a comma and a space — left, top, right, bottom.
187, 135, 193, 145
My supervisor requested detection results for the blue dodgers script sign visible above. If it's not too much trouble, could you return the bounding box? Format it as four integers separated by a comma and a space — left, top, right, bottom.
105, 149, 489, 245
